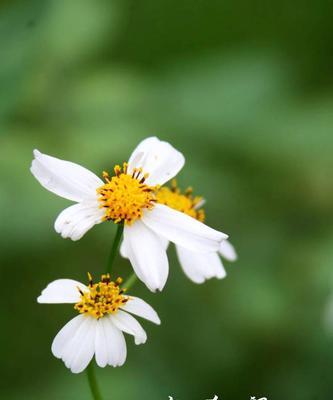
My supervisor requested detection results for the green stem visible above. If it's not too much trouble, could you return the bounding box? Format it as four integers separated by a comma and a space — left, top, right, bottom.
106, 223, 124, 274
87, 362, 103, 400
123, 273, 138, 290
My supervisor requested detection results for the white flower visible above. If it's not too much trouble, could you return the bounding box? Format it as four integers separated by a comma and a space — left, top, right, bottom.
31, 137, 228, 291
37, 274, 160, 374
122, 182, 237, 284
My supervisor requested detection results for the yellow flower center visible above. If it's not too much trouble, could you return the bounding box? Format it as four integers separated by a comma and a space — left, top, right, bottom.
156, 180, 205, 222
74, 273, 129, 319
97, 163, 157, 225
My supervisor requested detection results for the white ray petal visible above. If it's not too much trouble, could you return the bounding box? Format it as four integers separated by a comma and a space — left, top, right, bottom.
59, 316, 93, 371
111, 310, 147, 345
31, 150, 103, 202
127, 137, 185, 186
176, 245, 226, 283
61, 317, 93, 370
120, 296, 161, 325
37, 279, 87, 304
95, 319, 108, 368
120, 236, 169, 259
51, 315, 86, 359
54, 201, 104, 241
219, 240, 238, 262
69, 318, 97, 373
123, 221, 169, 292
119, 239, 129, 258
103, 317, 127, 367
142, 204, 228, 253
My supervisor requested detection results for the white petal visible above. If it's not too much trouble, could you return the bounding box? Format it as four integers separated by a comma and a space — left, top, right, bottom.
52, 314, 86, 358
158, 236, 170, 251
119, 239, 129, 258
111, 310, 147, 345
51, 315, 97, 373
127, 137, 185, 186
120, 236, 169, 259
122, 241, 147, 286
123, 221, 169, 292
54, 201, 104, 241
213, 258, 227, 279
120, 296, 161, 325
142, 204, 228, 253
103, 317, 127, 367
176, 245, 226, 283
60, 317, 93, 368
31, 149, 103, 202
219, 240, 238, 262
94, 319, 108, 368
95, 316, 127, 368
68, 318, 97, 373
37, 279, 88, 304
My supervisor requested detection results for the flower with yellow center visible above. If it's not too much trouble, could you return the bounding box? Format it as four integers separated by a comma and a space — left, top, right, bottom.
38, 273, 160, 373
97, 164, 157, 225
122, 181, 237, 284
74, 273, 129, 318
156, 180, 205, 222
31, 137, 228, 291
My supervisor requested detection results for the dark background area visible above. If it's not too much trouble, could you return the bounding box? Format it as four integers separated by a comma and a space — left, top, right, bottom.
1, 0, 333, 399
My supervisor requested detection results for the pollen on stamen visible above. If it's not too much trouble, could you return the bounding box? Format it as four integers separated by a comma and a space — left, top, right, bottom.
97, 162, 158, 225
156, 180, 205, 222
74, 273, 130, 319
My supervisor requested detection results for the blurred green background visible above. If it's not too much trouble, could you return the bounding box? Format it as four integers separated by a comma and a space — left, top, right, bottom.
1, 0, 333, 399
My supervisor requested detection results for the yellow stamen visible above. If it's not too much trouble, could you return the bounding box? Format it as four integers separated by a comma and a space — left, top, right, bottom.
156, 179, 205, 222
74, 273, 129, 319
97, 162, 158, 225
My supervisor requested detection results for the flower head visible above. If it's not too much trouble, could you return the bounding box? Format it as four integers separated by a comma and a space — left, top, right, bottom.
122, 180, 237, 284
156, 179, 205, 222
31, 137, 228, 291
97, 163, 157, 225
74, 273, 128, 318
38, 274, 160, 373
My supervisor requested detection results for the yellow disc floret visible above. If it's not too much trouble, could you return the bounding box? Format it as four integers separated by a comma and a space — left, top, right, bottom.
156, 180, 205, 222
74, 273, 129, 319
97, 163, 157, 225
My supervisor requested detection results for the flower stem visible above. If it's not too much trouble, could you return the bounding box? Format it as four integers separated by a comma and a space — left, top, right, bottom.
106, 223, 124, 274
123, 273, 137, 290
87, 362, 103, 400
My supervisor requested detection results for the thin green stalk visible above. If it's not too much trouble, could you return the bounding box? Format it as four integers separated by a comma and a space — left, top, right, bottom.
106, 223, 124, 274
87, 362, 103, 400
123, 273, 137, 290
